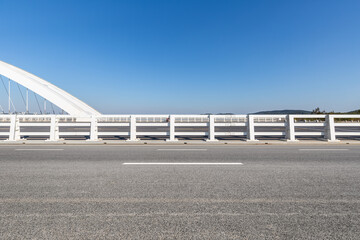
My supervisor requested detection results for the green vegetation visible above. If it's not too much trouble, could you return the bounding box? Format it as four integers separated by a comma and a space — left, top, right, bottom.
310, 107, 360, 122
311, 107, 360, 115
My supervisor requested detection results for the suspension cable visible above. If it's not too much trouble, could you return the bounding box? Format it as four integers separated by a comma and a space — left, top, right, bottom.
16, 83, 26, 107
0, 75, 16, 113
33, 92, 42, 114
50, 102, 56, 114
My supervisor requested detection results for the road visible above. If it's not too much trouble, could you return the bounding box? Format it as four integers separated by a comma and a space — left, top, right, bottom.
0, 145, 359, 239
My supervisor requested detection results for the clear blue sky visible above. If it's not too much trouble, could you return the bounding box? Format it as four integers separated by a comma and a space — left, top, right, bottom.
0, 0, 359, 114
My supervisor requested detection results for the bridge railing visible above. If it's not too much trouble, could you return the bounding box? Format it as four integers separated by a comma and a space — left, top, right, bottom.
1, 114, 360, 142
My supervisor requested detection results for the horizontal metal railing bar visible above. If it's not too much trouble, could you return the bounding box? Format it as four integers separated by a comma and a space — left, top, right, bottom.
294, 123, 326, 127
98, 132, 130, 136
215, 132, 246, 136
175, 123, 208, 127
59, 132, 90, 136
334, 123, 360, 127
97, 123, 130, 127
292, 115, 326, 118
135, 115, 169, 118
97, 115, 131, 117
294, 132, 324, 136
254, 123, 286, 127
18, 123, 51, 126
58, 123, 90, 126
15, 115, 52, 119
214, 123, 247, 127
332, 115, 360, 118
174, 132, 208, 136
19, 132, 50, 136
172, 115, 210, 118
136, 123, 169, 127
136, 132, 169, 136
254, 132, 286, 136
252, 114, 287, 118
335, 132, 360, 136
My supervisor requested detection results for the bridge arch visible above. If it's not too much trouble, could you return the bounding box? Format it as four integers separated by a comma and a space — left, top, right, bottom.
0, 60, 100, 116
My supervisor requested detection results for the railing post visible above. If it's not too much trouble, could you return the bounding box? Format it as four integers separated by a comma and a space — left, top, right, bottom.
166, 115, 178, 141
246, 115, 258, 141
206, 115, 218, 142
127, 115, 138, 141
47, 115, 60, 141
286, 115, 297, 141
89, 115, 99, 141
325, 115, 338, 142
6, 115, 20, 141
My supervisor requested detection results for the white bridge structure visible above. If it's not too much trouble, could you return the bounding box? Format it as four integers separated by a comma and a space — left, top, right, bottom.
1, 60, 360, 142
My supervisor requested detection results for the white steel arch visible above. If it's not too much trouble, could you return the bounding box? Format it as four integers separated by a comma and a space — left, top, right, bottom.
0, 60, 100, 116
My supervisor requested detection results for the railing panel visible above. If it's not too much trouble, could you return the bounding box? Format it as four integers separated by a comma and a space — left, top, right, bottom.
0, 114, 360, 141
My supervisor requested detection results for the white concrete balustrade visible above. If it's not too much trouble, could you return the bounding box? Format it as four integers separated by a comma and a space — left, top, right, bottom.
1, 114, 360, 142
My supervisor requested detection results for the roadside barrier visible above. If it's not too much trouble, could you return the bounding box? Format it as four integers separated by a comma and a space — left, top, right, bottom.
1, 114, 359, 141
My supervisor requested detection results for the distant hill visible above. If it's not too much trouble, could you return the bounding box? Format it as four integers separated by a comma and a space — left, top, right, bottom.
252, 110, 311, 114
202, 109, 360, 115
347, 109, 360, 114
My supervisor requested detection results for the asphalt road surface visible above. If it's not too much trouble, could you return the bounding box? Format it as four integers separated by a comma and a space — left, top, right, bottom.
0, 145, 360, 239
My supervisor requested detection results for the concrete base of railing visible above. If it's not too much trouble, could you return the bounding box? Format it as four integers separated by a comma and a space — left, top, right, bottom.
1, 139, 360, 145
86, 139, 102, 142
166, 139, 178, 142
126, 139, 140, 142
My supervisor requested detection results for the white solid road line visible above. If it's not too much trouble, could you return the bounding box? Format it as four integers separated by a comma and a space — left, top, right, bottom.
123, 162, 243, 165
157, 149, 207, 151
298, 149, 349, 151
15, 149, 64, 151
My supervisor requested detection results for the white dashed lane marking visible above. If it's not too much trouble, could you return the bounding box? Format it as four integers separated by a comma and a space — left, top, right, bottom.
15, 149, 64, 151
123, 162, 243, 165
157, 149, 207, 151
298, 149, 349, 151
